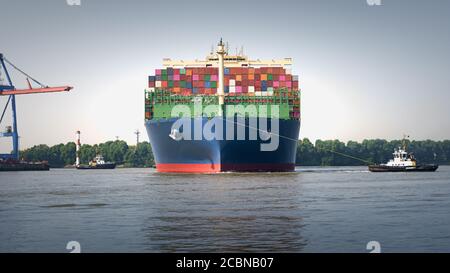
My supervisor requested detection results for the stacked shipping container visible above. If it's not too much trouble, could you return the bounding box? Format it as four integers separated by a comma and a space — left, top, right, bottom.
148, 67, 299, 96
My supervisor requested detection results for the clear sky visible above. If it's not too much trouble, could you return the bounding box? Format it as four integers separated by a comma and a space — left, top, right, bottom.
1, 0, 449, 151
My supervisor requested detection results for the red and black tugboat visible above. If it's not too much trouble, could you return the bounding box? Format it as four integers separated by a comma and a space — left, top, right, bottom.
369, 139, 438, 172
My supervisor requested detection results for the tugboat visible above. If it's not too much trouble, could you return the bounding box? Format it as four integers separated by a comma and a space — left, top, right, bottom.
75, 130, 116, 170
76, 154, 116, 170
368, 139, 438, 172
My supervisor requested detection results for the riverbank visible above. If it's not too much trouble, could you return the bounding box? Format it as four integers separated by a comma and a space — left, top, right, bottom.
18, 139, 450, 168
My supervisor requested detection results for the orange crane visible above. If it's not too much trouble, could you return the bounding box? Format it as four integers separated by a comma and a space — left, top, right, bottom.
0, 53, 73, 160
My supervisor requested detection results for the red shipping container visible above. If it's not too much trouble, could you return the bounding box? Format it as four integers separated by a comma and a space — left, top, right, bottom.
268, 81, 273, 87
274, 67, 285, 74
236, 81, 242, 86
242, 86, 248, 93
148, 81, 155, 88
174, 69, 180, 75
280, 81, 286, 87
162, 81, 168, 88
242, 74, 248, 81
248, 80, 255, 86
255, 74, 261, 81
242, 79, 249, 86
293, 81, 299, 89
174, 81, 180, 87
286, 74, 292, 81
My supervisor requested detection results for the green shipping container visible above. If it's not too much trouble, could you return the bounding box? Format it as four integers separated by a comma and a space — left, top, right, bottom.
180, 69, 186, 75
168, 81, 174, 87
203, 75, 211, 81
210, 81, 217, 88
162, 75, 168, 81
180, 81, 186, 88
268, 74, 273, 81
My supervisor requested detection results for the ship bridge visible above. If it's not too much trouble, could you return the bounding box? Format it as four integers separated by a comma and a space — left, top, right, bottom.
163, 51, 292, 69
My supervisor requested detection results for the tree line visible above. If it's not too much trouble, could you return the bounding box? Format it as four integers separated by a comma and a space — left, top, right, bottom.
20, 141, 154, 168
19, 139, 450, 168
296, 139, 450, 166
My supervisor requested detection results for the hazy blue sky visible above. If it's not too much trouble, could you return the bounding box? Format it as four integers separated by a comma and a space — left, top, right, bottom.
1, 0, 449, 150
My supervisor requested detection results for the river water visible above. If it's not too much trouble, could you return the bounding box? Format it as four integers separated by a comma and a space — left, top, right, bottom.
1, 166, 449, 252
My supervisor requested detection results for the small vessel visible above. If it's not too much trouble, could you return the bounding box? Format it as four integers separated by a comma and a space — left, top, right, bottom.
76, 155, 116, 170
75, 130, 116, 170
368, 142, 438, 172
0, 158, 49, 171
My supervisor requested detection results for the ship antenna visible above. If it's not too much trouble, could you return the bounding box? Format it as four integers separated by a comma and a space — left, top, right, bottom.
402, 134, 410, 150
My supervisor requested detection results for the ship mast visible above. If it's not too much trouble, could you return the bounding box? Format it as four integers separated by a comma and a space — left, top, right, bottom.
216, 38, 226, 115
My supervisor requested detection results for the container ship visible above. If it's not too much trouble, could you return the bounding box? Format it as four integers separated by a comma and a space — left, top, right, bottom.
144, 40, 301, 173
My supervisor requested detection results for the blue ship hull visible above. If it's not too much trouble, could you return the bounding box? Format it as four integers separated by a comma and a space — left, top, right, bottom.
145, 117, 300, 173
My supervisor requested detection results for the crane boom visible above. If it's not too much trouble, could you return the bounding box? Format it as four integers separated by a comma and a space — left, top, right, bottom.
0, 53, 73, 160
0, 86, 73, 96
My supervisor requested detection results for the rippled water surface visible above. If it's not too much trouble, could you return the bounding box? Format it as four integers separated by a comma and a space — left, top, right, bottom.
1, 166, 450, 252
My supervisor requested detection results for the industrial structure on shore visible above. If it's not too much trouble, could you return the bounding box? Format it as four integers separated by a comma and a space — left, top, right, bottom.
0, 53, 72, 171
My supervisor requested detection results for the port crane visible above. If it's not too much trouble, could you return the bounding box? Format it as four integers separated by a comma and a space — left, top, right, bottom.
0, 53, 73, 160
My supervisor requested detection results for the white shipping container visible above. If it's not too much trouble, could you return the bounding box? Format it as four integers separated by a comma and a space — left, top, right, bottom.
267, 91, 273, 96
229, 86, 236, 93
255, 91, 262, 96
248, 86, 255, 93
155, 81, 162, 87
293, 75, 299, 81
148, 87, 155, 92
229, 79, 236, 86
